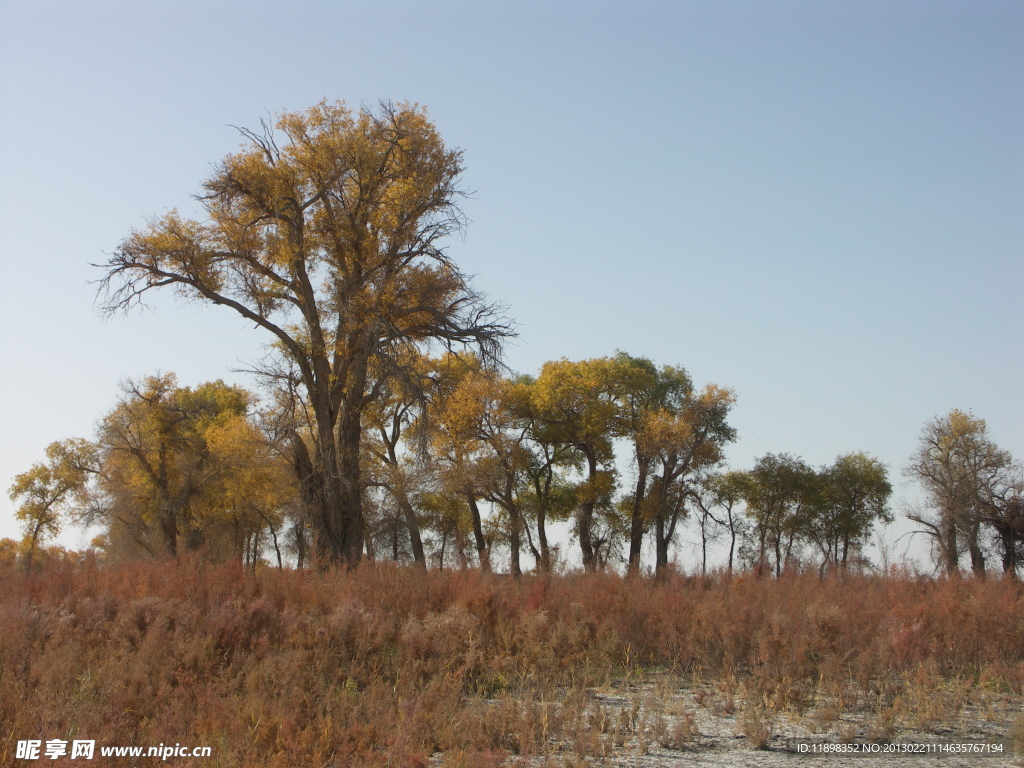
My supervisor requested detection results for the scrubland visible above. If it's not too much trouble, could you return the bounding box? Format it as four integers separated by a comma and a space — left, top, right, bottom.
2, 558, 1023, 766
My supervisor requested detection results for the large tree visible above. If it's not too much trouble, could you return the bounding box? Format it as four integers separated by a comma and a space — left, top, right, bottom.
98, 101, 509, 565
904, 409, 1015, 575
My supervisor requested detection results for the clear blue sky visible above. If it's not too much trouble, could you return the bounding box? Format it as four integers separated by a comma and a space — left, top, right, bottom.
1, 0, 1021, 564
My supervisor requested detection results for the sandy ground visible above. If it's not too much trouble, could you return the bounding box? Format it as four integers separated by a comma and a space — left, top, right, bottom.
568, 682, 1022, 768
436, 677, 1022, 767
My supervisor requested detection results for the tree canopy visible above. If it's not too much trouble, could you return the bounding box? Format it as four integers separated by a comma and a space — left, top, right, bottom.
97, 101, 511, 565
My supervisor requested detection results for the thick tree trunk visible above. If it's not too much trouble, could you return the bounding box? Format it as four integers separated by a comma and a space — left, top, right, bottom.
652, 474, 679, 574
536, 506, 550, 572
627, 460, 649, 574
467, 494, 490, 572
943, 518, 959, 575
996, 524, 1018, 576
967, 520, 986, 576
509, 509, 522, 577
396, 495, 426, 567
655, 514, 669, 573
158, 496, 178, 557
296, 409, 364, 568
335, 408, 365, 564
578, 451, 598, 572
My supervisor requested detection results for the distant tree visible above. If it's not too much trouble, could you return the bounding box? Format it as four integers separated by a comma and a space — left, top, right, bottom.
0, 538, 18, 567
977, 464, 1024, 576
638, 383, 736, 573
508, 374, 578, 572
611, 354, 691, 573
807, 452, 892, 573
98, 101, 510, 565
415, 489, 473, 570
425, 354, 496, 571
437, 364, 532, 574
8, 439, 96, 567
904, 409, 1013, 575
743, 453, 817, 576
363, 352, 434, 566
689, 470, 749, 574
52, 375, 290, 565
525, 358, 622, 571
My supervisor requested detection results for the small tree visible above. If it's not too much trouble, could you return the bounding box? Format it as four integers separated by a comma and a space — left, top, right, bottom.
690, 470, 749, 574
977, 465, 1024, 576
8, 439, 96, 567
808, 452, 892, 573
525, 357, 622, 571
638, 383, 737, 573
743, 453, 817, 576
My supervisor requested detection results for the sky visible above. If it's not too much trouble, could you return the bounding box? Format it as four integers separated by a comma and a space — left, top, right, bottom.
1, 0, 1021, 566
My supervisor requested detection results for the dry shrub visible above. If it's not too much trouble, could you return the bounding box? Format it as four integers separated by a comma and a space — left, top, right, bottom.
740, 701, 775, 750
2, 558, 1023, 765
651, 708, 700, 750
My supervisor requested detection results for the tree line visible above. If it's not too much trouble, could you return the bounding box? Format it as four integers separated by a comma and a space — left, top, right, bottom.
7, 101, 1022, 575
10, 354, 894, 575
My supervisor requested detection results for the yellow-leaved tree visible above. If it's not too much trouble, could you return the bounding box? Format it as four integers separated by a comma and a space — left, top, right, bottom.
12, 375, 293, 565
8, 439, 96, 567
98, 101, 510, 565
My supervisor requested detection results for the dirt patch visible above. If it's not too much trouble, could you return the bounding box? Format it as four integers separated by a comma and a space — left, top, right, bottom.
432, 675, 1022, 767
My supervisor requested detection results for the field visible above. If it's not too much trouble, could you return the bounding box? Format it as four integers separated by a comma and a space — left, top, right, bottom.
2, 558, 1023, 766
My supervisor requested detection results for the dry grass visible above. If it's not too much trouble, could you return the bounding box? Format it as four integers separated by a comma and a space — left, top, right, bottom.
1, 556, 1023, 765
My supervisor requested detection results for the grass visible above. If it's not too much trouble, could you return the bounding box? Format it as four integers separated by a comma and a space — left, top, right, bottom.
1, 556, 1022, 765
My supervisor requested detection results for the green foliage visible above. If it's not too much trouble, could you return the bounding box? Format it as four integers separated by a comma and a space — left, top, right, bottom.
812, 452, 893, 571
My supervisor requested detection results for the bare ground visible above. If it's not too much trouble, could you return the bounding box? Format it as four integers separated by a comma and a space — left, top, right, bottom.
433, 675, 1023, 767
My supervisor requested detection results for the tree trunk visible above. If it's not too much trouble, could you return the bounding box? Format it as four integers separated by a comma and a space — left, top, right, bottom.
158, 496, 178, 557
627, 459, 649, 574
701, 517, 708, 576
536, 503, 551, 572
654, 479, 669, 573
467, 494, 490, 572
509, 509, 522, 577
727, 519, 736, 574
397, 495, 426, 567
943, 517, 959, 575
578, 451, 598, 572
966, 517, 986, 575
335, 406, 365, 564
